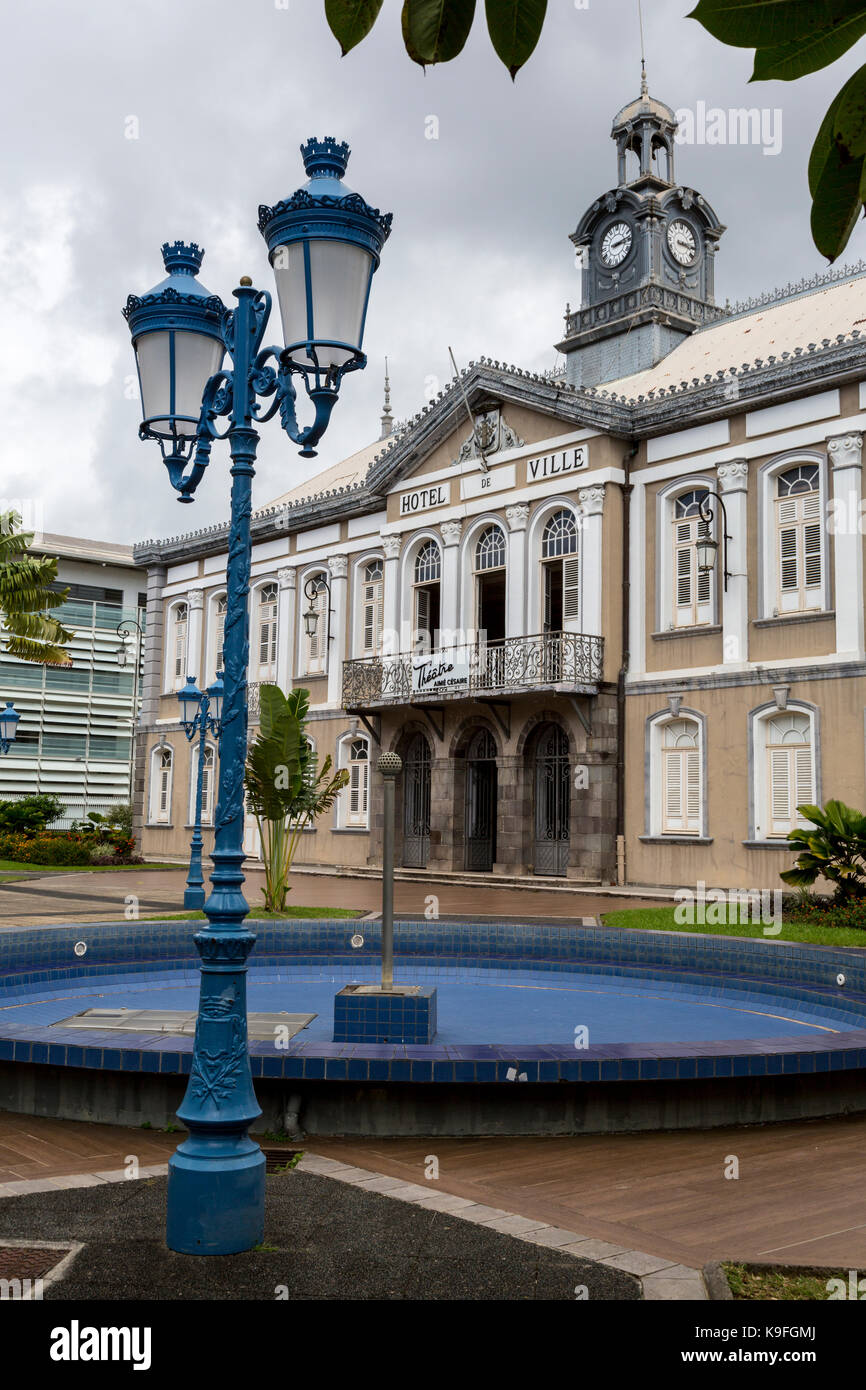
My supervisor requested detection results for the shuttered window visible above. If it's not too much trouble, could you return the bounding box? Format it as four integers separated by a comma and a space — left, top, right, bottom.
200, 746, 215, 824
762, 712, 814, 838
305, 575, 328, 674
347, 738, 369, 826
214, 595, 227, 675
661, 719, 701, 835
257, 584, 278, 677
672, 491, 711, 628
775, 466, 822, 613
172, 604, 188, 688
153, 748, 173, 823
361, 560, 383, 654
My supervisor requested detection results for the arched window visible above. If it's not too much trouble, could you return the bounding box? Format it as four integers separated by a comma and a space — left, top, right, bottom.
169, 603, 188, 690
775, 465, 822, 613
346, 736, 370, 827
255, 583, 278, 679
755, 710, 815, 839
540, 509, 579, 632
672, 490, 711, 628
474, 525, 506, 572
191, 750, 216, 822
413, 541, 441, 651
150, 746, 173, 824
303, 572, 328, 674
661, 718, 701, 835
360, 559, 383, 655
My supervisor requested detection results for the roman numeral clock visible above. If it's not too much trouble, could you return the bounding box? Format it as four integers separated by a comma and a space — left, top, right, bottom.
557, 72, 726, 389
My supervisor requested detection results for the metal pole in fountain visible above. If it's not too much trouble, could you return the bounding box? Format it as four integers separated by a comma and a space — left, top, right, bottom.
377, 752, 402, 991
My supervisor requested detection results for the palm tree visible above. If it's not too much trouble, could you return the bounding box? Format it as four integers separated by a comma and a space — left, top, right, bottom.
0, 510, 72, 665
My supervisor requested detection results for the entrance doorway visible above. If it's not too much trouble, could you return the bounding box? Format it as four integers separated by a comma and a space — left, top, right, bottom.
402, 734, 431, 868
465, 729, 498, 872
533, 724, 570, 876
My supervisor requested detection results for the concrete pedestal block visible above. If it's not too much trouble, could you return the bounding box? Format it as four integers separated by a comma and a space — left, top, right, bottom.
334, 984, 438, 1044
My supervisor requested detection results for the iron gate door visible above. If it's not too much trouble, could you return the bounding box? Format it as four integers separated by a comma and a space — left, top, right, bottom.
534, 725, 570, 876
465, 729, 497, 872
402, 735, 431, 868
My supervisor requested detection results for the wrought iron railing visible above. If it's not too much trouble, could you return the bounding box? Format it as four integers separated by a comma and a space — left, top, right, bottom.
342, 631, 604, 708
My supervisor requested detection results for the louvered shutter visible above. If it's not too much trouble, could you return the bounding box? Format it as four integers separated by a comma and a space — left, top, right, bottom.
803, 496, 822, 590
416, 587, 430, 644
685, 750, 701, 830
768, 749, 792, 835
663, 750, 683, 832
363, 580, 383, 653
563, 556, 580, 626
794, 746, 813, 823
349, 763, 360, 815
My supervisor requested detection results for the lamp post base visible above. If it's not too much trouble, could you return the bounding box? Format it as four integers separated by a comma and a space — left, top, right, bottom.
166, 1135, 266, 1255
183, 886, 207, 910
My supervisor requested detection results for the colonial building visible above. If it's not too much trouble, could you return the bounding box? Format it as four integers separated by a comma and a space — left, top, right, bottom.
134, 83, 866, 892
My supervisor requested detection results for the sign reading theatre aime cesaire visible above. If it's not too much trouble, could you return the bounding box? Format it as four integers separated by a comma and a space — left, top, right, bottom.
398, 445, 589, 516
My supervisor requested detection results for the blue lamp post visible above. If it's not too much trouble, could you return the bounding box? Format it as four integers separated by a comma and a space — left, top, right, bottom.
0, 702, 19, 754
123, 137, 391, 1255
178, 673, 224, 911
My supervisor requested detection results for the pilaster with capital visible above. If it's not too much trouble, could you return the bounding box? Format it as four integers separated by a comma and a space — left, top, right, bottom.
326, 554, 349, 705
717, 460, 749, 666
577, 486, 604, 637
505, 505, 529, 637
187, 588, 204, 681
440, 520, 463, 642
829, 432, 864, 655
382, 533, 402, 656
276, 567, 296, 691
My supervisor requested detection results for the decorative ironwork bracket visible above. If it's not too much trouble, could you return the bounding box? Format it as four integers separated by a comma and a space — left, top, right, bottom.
478, 698, 511, 741
411, 703, 445, 743
568, 695, 592, 737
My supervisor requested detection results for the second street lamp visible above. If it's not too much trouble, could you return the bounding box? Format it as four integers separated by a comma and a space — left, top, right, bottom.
178, 673, 224, 911
123, 137, 391, 1256
0, 702, 19, 755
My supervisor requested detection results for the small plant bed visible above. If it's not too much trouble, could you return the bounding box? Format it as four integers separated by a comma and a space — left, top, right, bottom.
601, 906, 866, 948
140, 906, 362, 921
722, 1262, 855, 1300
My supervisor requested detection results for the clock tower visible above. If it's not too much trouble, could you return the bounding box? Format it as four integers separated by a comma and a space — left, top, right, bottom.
557, 71, 726, 389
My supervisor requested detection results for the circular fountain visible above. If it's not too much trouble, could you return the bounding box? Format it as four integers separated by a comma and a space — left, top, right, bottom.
2, 919, 866, 1136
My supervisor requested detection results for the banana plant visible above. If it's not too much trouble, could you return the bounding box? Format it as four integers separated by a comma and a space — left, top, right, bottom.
780, 799, 866, 901
0, 510, 72, 665
244, 684, 349, 911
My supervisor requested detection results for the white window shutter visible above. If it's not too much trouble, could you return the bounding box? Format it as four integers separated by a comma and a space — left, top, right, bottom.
794, 745, 813, 820
563, 557, 580, 622
769, 748, 792, 835
663, 750, 683, 831
685, 750, 701, 830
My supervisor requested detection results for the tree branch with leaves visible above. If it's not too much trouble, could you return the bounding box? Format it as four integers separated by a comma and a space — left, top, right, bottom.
0, 511, 72, 666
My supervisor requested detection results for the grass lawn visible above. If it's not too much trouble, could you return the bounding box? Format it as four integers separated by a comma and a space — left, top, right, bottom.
601, 905, 866, 949
141, 906, 362, 921
0, 860, 180, 879
723, 1263, 841, 1300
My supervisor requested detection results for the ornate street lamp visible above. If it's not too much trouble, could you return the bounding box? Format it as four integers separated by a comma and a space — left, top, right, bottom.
123, 137, 391, 1255
0, 702, 19, 755
302, 573, 331, 643
178, 673, 224, 911
695, 490, 732, 591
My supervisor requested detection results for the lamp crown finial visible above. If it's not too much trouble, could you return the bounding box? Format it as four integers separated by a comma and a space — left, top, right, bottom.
300, 136, 351, 179
161, 241, 205, 276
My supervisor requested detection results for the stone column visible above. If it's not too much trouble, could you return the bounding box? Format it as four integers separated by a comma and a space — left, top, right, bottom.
382, 533, 402, 656
829, 432, 864, 656
505, 504, 529, 638
326, 554, 348, 707
578, 486, 605, 636
276, 567, 295, 691
187, 588, 204, 681
439, 519, 463, 645
717, 460, 749, 666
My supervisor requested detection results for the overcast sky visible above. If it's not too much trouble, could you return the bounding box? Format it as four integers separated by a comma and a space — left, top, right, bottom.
0, 0, 859, 546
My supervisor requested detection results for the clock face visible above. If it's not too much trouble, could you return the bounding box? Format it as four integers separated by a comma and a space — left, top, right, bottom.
667, 219, 697, 266
600, 221, 633, 267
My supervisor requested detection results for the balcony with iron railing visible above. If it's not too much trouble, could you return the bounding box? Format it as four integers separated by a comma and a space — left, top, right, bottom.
342, 631, 604, 710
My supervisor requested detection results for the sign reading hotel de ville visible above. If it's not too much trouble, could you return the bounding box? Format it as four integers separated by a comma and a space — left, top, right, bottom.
412, 650, 471, 695
526, 444, 589, 482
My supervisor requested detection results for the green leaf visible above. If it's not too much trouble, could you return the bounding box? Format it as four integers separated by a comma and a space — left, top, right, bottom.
753, 12, 866, 79
484, 0, 546, 79
834, 61, 866, 158
325, 0, 384, 55
810, 88, 845, 196
810, 133, 865, 259
689, 0, 866, 49
404, 0, 477, 64
401, 0, 428, 65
